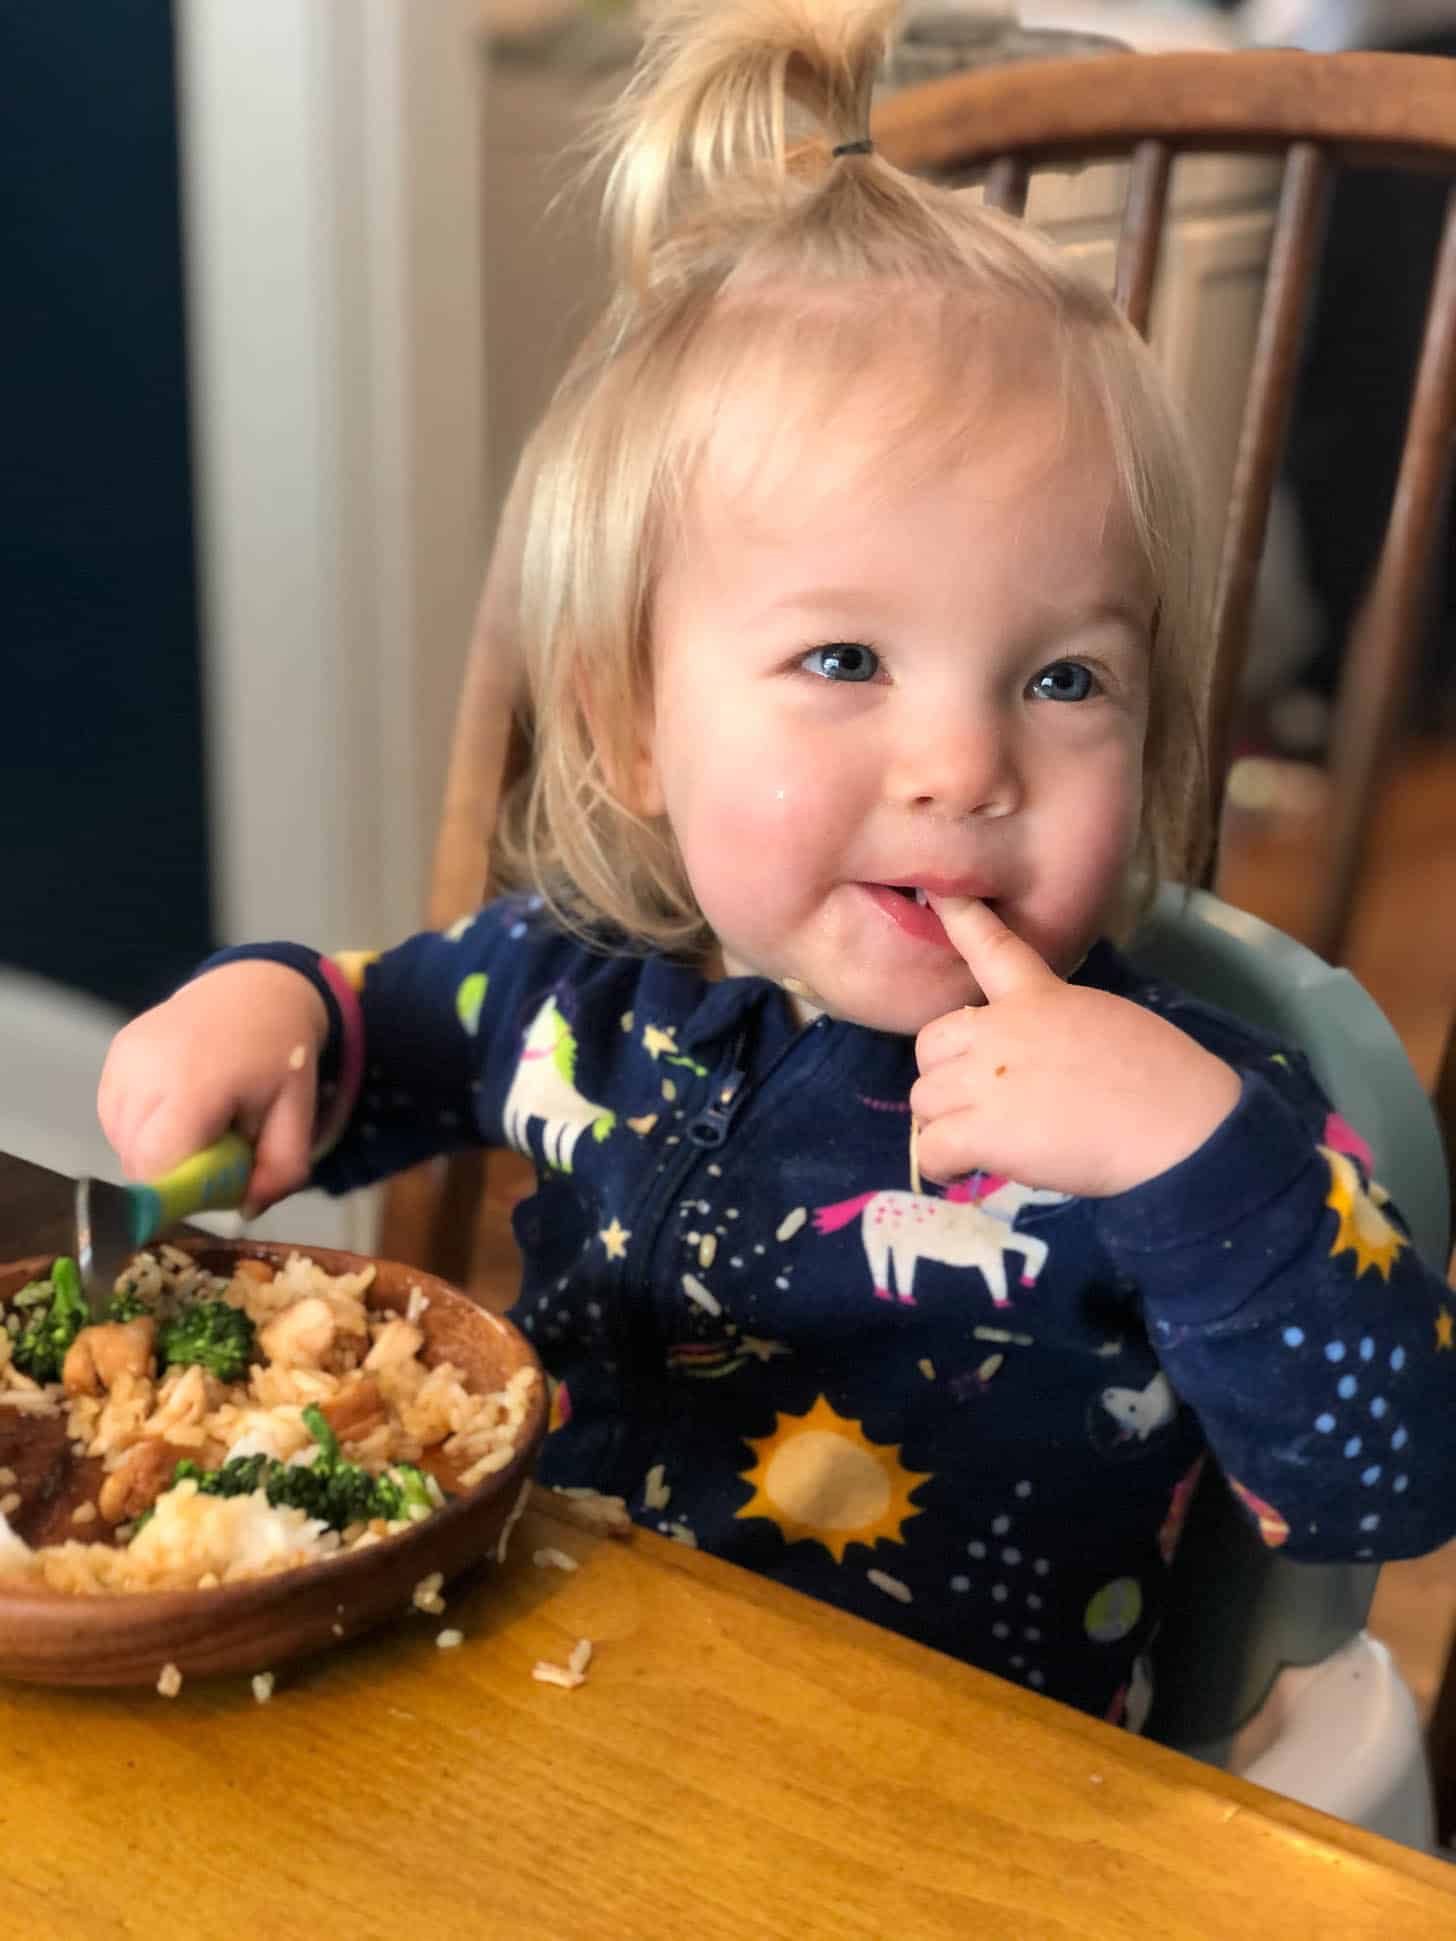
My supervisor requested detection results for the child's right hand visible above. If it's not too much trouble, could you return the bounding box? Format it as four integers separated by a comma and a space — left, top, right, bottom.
98, 963, 330, 1215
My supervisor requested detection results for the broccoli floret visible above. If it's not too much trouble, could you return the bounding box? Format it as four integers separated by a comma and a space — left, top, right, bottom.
155, 1405, 438, 1536
105, 1285, 150, 1323
156, 1301, 257, 1384
10, 1256, 89, 1383
283, 1405, 386, 1529
301, 1403, 340, 1467
173, 1453, 271, 1499
313, 1464, 385, 1530
266, 1406, 426, 1531
373, 1464, 438, 1523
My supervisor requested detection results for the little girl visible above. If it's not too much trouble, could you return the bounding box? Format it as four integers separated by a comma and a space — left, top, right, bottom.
101, 0, 1456, 1725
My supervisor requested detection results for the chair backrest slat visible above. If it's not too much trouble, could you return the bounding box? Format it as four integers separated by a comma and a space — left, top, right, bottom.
983, 155, 1029, 216
1311, 186, 1456, 960
1114, 139, 1173, 338
1205, 142, 1332, 831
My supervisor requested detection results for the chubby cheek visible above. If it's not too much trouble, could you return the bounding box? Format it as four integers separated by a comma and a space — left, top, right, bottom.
1032, 772, 1143, 966
676, 764, 832, 943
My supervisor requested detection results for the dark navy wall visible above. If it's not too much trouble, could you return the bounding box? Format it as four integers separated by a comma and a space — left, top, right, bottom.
1, 0, 213, 1017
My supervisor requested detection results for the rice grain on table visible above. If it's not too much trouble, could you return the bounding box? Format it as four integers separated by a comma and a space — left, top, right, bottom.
412, 1571, 445, 1613
532, 1547, 579, 1572
252, 1672, 276, 1703
157, 1663, 183, 1698
550, 1487, 633, 1535
435, 1629, 464, 1649
532, 1660, 586, 1689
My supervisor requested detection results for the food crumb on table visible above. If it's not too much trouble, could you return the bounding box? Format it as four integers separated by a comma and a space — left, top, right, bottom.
252, 1672, 276, 1704
532, 1638, 594, 1689
436, 1629, 465, 1650
412, 1570, 446, 1615
551, 1486, 633, 1535
532, 1546, 579, 1572
157, 1663, 183, 1698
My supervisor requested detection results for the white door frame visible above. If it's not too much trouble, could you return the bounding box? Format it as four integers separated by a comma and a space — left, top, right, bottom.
174, 0, 487, 1245
175, 0, 487, 953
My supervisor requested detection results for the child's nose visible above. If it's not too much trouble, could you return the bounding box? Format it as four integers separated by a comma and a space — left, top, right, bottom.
889, 699, 1021, 820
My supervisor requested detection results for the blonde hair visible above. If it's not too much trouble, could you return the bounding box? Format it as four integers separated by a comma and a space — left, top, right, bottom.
494, 0, 1211, 955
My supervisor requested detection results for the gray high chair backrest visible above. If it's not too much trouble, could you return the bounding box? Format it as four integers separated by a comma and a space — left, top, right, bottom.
1131, 884, 1451, 1756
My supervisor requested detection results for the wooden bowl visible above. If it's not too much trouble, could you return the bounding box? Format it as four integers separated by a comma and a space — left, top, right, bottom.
0, 1239, 546, 1686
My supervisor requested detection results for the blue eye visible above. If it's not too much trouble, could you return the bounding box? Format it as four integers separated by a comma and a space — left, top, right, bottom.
1029, 660, 1096, 703
802, 642, 879, 683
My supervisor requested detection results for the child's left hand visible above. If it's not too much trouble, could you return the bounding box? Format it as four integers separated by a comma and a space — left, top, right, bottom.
910, 896, 1241, 1198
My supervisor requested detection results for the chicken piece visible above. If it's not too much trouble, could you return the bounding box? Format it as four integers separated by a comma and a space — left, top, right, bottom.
97, 1438, 193, 1525
149, 1363, 219, 1443
258, 1296, 337, 1370
62, 1319, 158, 1398
364, 1318, 425, 1373
233, 1258, 276, 1285
319, 1375, 388, 1445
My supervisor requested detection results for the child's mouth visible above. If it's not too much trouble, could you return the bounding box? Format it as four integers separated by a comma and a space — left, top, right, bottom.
866, 882, 992, 943
882, 883, 997, 910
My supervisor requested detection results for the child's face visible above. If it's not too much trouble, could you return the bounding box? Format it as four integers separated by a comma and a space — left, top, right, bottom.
637, 372, 1156, 1035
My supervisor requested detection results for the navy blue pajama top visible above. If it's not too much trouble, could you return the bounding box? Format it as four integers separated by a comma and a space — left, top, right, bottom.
221, 896, 1456, 1726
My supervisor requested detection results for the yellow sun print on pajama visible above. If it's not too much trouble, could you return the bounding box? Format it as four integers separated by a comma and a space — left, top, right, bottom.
736, 1395, 931, 1561
1321, 1147, 1408, 1280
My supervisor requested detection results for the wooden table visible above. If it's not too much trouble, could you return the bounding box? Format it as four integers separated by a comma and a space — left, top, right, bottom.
3, 1153, 1456, 1938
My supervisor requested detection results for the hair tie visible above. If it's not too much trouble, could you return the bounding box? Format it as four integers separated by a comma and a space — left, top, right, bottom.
831, 138, 874, 159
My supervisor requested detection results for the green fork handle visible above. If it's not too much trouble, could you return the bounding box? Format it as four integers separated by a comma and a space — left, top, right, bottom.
128, 1131, 256, 1245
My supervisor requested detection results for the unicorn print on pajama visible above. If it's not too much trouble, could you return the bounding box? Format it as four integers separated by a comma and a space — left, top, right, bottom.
502, 996, 617, 1172
812, 1177, 1071, 1307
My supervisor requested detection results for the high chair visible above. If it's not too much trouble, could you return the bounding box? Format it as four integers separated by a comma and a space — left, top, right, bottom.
380, 48, 1456, 1848
1130, 885, 1447, 1848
